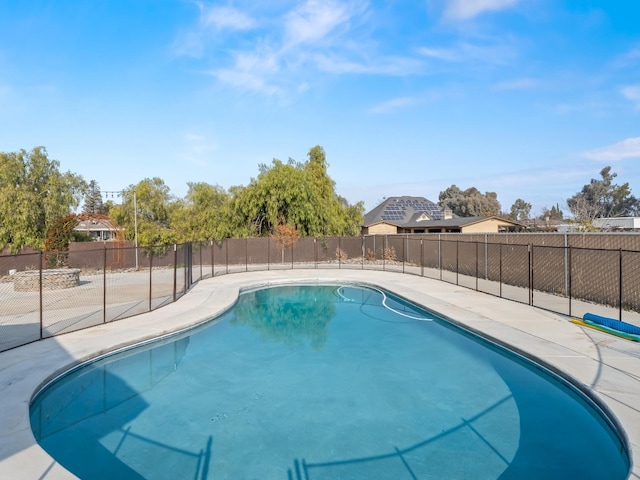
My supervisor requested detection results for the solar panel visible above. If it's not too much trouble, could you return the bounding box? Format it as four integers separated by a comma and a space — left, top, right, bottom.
379, 198, 447, 222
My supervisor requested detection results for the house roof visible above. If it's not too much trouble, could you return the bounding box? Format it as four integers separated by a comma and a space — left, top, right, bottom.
363, 196, 445, 226
75, 219, 117, 232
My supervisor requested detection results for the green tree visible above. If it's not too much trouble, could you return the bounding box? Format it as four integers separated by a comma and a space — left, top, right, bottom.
509, 198, 532, 221
438, 185, 501, 217
539, 204, 564, 221
0, 147, 86, 252
170, 182, 232, 242
231, 146, 364, 237
109, 178, 176, 247
82, 180, 106, 215
232, 158, 306, 236
567, 166, 639, 223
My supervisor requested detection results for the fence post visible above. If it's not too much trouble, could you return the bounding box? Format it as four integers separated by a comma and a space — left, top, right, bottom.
338, 237, 342, 269
499, 243, 503, 298
420, 239, 424, 277
149, 249, 153, 312
439, 235, 442, 281
225, 240, 229, 275
361, 236, 365, 270
103, 245, 107, 323
402, 235, 405, 274
564, 233, 569, 300
455, 240, 459, 285
314, 238, 318, 269
173, 244, 177, 302
245, 238, 248, 272
484, 234, 489, 280
619, 248, 623, 321
200, 243, 203, 279
383, 235, 386, 271
211, 240, 214, 278
184, 243, 189, 292
267, 237, 271, 271
568, 245, 572, 317
39, 251, 43, 340
528, 244, 533, 306
475, 241, 479, 291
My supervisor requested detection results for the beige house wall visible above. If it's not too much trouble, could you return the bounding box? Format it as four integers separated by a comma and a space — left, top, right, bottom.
461, 219, 513, 234
366, 223, 398, 235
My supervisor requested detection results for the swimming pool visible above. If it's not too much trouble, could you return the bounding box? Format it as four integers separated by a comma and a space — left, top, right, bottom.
30, 283, 630, 479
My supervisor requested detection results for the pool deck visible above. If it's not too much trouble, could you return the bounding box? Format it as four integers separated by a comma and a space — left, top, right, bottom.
1, 270, 639, 479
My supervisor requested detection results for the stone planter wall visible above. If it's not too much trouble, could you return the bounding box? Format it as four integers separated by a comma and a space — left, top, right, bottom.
12, 269, 81, 292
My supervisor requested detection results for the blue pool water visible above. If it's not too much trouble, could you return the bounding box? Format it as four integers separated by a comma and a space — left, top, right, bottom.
30, 284, 630, 479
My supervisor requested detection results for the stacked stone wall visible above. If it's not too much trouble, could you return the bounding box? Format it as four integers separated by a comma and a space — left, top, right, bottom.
13, 269, 80, 292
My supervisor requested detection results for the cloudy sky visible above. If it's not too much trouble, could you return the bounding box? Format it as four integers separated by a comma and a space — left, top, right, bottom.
1, 0, 639, 215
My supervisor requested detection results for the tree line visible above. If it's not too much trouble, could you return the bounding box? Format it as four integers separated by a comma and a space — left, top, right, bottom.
0, 146, 364, 253
1, 146, 638, 253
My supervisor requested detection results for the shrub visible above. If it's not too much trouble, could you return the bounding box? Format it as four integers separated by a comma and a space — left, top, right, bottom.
382, 246, 397, 262
365, 248, 376, 261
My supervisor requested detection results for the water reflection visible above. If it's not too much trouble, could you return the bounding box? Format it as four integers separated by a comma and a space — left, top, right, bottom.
231, 285, 336, 351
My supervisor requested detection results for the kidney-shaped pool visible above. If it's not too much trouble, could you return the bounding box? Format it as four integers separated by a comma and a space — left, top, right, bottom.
30, 284, 630, 479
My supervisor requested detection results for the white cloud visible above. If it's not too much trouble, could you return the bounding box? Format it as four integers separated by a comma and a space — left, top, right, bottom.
621, 85, 640, 109
582, 138, 640, 161
199, 4, 256, 31
186, 0, 521, 97
368, 96, 419, 114
212, 47, 281, 95
417, 47, 460, 62
418, 41, 517, 66
314, 53, 423, 76
197, 1, 372, 96
172, 4, 257, 57
284, 0, 364, 48
444, 0, 521, 20
494, 77, 538, 90
612, 46, 640, 69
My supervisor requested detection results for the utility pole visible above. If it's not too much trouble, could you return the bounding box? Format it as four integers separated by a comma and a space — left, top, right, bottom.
104, 189, 139, 270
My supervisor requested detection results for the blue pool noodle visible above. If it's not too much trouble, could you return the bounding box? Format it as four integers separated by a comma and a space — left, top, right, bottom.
583, 313, 640, 336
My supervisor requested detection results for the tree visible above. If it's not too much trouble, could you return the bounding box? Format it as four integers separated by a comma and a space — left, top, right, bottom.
303, 145, 365, 236
438, 185, 501, 217
170, 182, 232, 242
272, 220, 299, 263
231, 146, 364, 237
0, 147, 86, 252
109, 178, 176, 247
82, 180, 106, 215
43, 213, 92, 267
539, 204, 564, 221
509, 199, 532, 221
567, 166, 639, 223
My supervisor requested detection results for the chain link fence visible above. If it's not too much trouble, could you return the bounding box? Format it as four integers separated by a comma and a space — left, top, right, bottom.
2, 234, 640, 353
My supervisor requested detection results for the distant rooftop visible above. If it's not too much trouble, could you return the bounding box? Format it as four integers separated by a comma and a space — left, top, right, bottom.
364, 196, 450, 226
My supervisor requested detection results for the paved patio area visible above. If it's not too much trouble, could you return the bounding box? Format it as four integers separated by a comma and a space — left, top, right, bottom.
1, 269, 638, 479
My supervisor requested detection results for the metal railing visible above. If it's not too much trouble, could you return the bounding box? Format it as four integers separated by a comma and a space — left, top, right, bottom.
2, 235, 640, 353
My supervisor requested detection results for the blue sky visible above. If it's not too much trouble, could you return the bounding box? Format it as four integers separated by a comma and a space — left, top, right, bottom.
1, 0, 639, 216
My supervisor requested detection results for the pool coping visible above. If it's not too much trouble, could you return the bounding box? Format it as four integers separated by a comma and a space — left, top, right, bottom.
1, 269, 639, 479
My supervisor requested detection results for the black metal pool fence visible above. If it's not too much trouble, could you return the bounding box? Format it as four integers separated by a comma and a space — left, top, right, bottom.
2, 233, 640, 352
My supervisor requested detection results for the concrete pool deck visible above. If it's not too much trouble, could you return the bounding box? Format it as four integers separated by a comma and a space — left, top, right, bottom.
1, 269, 639, 479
